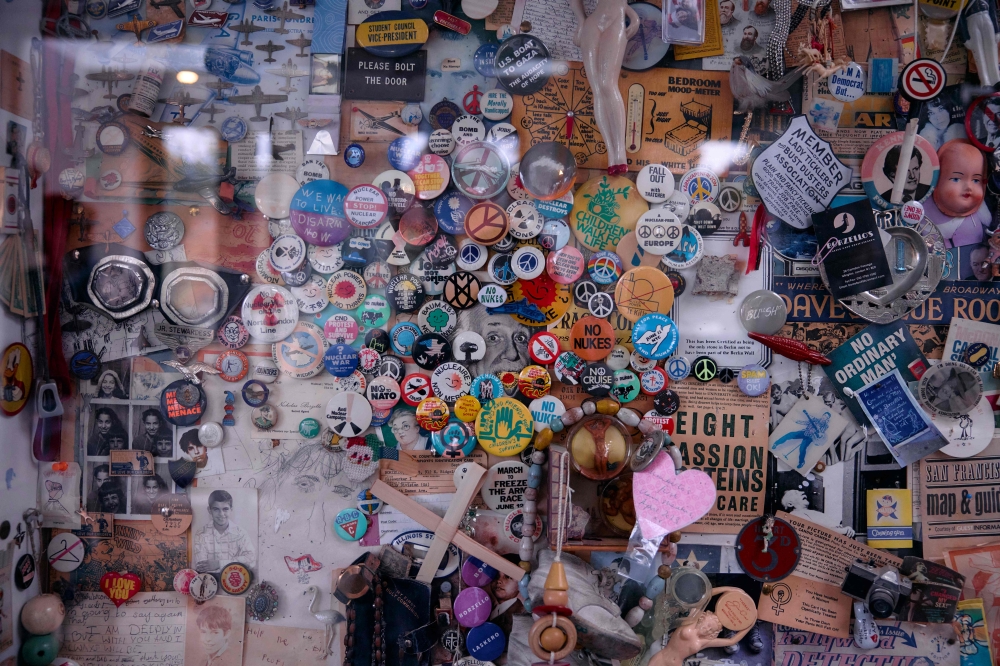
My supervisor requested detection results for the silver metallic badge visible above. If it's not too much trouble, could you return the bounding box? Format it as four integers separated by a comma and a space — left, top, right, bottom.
87, 255, 155, 319
160, 267, 230, 328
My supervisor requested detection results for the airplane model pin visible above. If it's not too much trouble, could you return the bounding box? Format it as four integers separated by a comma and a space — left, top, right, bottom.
116, 14, 157, 43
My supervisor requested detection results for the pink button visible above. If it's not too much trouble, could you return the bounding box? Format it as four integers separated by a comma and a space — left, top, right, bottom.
454, 586, 493, 627
546, 246, 584, 284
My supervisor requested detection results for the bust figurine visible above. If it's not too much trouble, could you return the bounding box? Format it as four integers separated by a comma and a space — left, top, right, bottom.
923, 140, 990, 249
648, 605, 750, 666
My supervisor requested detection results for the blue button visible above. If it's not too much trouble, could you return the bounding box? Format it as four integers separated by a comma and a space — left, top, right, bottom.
221, 116, 248, 142
470, 374, 504, 402
434, 190, 474, 235
737, 364, 770, 397
467, 622, 506, 661
631, 313, 679, 360
323, 343, 360, 377
431, 419, 475, 457
344, 144, 365, 168
388, 136, 424, 172
390, 322, 422, 356
474, 43, 499, 77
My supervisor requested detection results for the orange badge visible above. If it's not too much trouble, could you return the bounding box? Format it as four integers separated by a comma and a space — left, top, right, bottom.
571, 316, 615, 361
464, 202, 509, 245
613, 266, 675, 322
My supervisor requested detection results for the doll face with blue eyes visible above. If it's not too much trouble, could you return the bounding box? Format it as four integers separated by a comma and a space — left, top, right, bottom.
420, 28, 495, 119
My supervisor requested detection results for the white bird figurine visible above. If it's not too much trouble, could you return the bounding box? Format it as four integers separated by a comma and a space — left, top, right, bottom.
304, 585, 347, 658
162, 360, 220, 385
728, 56, 801, 113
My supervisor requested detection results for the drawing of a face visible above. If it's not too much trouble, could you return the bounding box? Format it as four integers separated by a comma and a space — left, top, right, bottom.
46, 480, 64, 500
719, 0, 735, 24
457, 306, 532, 378
421, 27, 493, 120
741, 26, 758, 50
389, 410, 420, 449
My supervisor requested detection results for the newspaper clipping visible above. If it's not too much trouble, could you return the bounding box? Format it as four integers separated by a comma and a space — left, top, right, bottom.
672, 381, 768, 534
921, 438, 1000, 561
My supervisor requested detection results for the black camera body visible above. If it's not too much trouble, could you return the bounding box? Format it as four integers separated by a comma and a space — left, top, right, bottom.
841, 560, 912, 619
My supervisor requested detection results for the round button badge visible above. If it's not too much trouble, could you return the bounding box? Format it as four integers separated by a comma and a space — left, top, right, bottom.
429, 128, 456, 155
829, 62, 866, 102
737, 364, 771, 397
477, 283, 508, 308
216, 350, 249, 382
243, 379, 271, 408
494, 34, 551, 95
326, 392, 373, 437
476, 397, 533, 456
631, 313, 679, 360
242, 285, 299, 343
465, 201, 509, 245
269, 234, 307, 272
344, 185, 389, 229
410, 154, 450, 200
636, 164, 675, 203
218, 315, 250, 349
635, 209, 682, 255
482, 88, 513, 120
289, 180, 350, 246
529, 331, 561, 364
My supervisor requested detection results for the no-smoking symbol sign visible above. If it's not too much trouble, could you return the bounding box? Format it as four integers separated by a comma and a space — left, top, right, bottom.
900, 58, 945, 102
401, 373, 432, 406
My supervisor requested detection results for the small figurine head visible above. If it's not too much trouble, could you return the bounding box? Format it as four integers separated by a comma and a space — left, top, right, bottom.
694, 611, 724, 638
933, 140, 985, 218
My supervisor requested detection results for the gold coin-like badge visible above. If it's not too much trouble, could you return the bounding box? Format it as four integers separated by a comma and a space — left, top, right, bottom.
475, 396, 534, 456
614, 266, 675, 322
569, 175, 648, 252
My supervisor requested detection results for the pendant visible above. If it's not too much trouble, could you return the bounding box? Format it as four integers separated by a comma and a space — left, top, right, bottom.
26, 141, 51, 188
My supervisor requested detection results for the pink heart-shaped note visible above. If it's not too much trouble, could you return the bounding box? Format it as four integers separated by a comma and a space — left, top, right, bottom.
632, 452, 716, 540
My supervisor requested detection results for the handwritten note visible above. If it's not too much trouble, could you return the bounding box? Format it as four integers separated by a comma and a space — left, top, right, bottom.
632, 451, 716, 540
60, 592, 186, 666
244, 624, 329, 666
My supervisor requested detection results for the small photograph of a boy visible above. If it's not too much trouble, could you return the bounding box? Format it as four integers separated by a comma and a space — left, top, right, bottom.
189, 487, 258, 574
184, 596, 245, 666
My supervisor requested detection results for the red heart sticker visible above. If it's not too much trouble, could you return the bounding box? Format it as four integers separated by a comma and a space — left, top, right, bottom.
100, 571, 141, 607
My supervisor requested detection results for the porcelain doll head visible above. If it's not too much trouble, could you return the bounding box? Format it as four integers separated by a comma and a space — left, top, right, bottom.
933, 140, 985, 218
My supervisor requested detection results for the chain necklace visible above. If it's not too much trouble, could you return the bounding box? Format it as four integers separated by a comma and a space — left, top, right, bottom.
343, 570, 386, 666
766, 0, 792, 80
797, 361, 814, 400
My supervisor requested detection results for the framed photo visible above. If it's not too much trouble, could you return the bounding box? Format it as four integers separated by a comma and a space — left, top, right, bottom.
311, 54, 341, 95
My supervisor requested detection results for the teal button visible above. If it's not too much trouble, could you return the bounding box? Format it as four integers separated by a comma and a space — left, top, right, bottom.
334, 508, 368, 541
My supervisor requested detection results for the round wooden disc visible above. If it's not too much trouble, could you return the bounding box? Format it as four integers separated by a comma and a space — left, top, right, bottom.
715, 589, 758, 631
151, 494, 194, 535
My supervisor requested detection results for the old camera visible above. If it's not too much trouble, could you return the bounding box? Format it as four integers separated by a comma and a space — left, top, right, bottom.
840, 559, 912, 619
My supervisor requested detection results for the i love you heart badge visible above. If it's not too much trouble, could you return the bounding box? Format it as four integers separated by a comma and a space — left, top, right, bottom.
100, 571, 141, 607
632, 452, 716, 540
